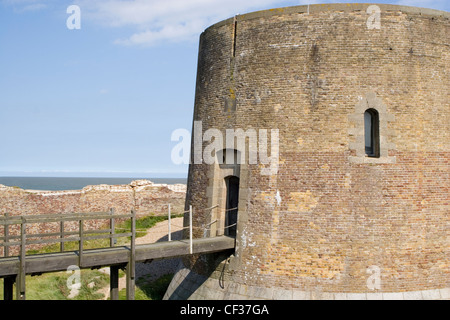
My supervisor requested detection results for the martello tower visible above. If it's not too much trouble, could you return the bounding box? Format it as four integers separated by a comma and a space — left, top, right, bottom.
165, 4, 449, 300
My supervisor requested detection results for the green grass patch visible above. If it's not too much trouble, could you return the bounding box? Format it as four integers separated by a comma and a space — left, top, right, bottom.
123, 213, 183, 239
0, 269, 109, 300
118, 273, 174, 300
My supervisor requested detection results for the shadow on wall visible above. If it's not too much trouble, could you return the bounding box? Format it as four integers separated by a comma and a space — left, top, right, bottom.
165, 251, 233, 300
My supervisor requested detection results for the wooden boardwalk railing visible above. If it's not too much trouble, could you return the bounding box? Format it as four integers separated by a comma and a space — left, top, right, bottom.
0, 209, 136, 300
0, 209, 130, 257
0, 209, 235, 300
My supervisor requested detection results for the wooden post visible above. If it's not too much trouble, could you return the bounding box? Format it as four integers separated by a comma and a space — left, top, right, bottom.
79, 218, 84, 267
110, 208, 115, 248
130, 210, 136, 279
168, 204, 171, 242
4, 212, 9, 257
17, 217, 26, 300
125, 263, 135, 300
189, 205, 193, 254
60, 215, 65, 252
110, 265, 120, 300
126, 210, 136, 300
3, 276, 15, 301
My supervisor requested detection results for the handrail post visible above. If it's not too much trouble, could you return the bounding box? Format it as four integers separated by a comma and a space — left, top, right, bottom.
79, 218, 84, 267
168, 204, 171, 242
126, 209, 136, 300
189, 205, 193, 254
131, 210, 135, 274
60, 213, 65, 252
110, 208, 115, 247
4, 212, 9, 257
17, 216, 26, 300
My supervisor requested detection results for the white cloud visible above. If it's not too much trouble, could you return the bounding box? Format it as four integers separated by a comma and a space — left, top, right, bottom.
74, 0, 292, 46
73, 0, 449, 46
114, 16, 208, 45
1, 0, 49, 11
22, 3, 46, 10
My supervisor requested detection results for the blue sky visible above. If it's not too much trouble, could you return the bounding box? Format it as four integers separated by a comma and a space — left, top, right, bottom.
0, 0, 448, 178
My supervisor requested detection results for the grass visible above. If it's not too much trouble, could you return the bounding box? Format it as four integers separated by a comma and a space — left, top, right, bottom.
1, 212, 182, 300
0, 270, 175, 300
118, 274, 174, 300
0, 269, 109, 300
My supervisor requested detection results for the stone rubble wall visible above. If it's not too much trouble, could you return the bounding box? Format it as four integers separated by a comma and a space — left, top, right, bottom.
0, 180, 186, 255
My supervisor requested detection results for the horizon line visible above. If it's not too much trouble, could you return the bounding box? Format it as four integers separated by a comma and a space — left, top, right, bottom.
0, 172, 188, 178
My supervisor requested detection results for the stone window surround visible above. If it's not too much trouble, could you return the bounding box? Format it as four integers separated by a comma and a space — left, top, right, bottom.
349, 92, 396, 164
205, 149, 245, 238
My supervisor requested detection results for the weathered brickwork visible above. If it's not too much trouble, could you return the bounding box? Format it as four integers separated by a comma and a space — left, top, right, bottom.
166, 4, 449, 299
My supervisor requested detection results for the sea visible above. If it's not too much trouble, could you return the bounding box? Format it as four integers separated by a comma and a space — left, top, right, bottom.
0, 177, 187, 191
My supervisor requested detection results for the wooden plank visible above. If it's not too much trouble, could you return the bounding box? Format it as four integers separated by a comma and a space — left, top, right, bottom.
0, 257, 20, 276
0, 213, 132, 226
19, 252, 80, 275
20, 232, 129, 246
0, 240, 22, 247
0, 236, 235, 277
84, 232, 131, 242
69, 247, 130, 269
1, 230, 79, 242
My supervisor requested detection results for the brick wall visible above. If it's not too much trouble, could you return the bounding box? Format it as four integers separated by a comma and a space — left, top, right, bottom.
174, 3, 449, 297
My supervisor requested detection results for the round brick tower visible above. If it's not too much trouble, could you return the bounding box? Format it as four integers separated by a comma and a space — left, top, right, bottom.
165, 3, 449, 300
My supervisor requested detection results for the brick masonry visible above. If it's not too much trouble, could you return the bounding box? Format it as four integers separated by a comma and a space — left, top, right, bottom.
165, 4, 449, 299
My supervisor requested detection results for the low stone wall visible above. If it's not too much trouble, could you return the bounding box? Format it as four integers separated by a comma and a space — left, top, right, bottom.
0, 180, 186, 217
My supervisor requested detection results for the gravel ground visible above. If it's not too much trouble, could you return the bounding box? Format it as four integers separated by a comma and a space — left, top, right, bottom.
135, 217, 184, 281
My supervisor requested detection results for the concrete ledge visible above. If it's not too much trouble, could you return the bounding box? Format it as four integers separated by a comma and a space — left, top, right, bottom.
165, 268, 449, 300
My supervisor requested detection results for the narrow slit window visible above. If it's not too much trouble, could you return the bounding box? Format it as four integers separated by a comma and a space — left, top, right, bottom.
225, 176, 239, 237
364, 109, 380, 157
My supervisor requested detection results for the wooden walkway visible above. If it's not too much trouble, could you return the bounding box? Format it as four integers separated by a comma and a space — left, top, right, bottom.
0, 210, 235, 300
